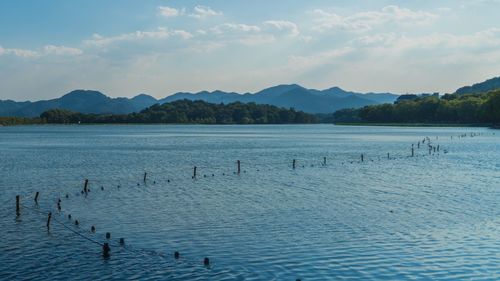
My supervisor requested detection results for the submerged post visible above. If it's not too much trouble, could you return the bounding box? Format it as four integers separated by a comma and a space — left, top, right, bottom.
323, 157, 327, 166
193, 166, 197, 178
46, 212, 52, 229
412, 147, 414, 157
34, 192, 40, 204
292, 159, 296, 169
237, 160, 241, 174
204, 257, 210, 266
16, 195, 20, 215
387, 153, 390, 160
361, 154, 364, 162
143, 172, 147, 183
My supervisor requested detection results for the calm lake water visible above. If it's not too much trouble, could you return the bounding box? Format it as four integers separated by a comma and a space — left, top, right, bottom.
0, 125, 499, 280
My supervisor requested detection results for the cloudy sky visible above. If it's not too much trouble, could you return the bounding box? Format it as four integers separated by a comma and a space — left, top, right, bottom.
1, 0, 499, 100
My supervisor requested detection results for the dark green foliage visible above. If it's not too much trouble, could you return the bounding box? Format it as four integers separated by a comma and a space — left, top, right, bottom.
456, 76, 500, 95
0, 117, 43, 126
40, 100, 319, 124
355, 90, 500, 125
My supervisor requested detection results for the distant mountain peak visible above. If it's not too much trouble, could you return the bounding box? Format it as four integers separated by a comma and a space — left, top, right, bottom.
131, 93, 157, 102
61, 89, 108, 100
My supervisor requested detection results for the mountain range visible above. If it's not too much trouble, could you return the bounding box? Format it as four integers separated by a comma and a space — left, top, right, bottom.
1, 77, 498, 117
0, 84, 398, 117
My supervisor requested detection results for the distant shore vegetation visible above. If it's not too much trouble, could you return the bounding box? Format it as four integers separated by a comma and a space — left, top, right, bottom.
331, 90, 500, 126
37, 100, 319, 125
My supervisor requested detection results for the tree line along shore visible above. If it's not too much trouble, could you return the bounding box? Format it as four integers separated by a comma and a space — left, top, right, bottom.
1, 100, 318, 125
1, 90, 499, 127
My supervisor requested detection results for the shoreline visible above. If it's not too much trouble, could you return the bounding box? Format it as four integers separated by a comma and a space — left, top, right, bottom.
334, 122, 496, 128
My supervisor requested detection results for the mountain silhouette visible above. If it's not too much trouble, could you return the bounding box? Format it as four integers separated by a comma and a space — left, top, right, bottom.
0, 84, 400, 117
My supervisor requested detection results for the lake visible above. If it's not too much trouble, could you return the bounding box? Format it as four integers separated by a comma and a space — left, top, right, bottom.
0, 125, 499, 280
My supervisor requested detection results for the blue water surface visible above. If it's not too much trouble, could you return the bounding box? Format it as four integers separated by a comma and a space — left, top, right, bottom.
0, 125, 499, 280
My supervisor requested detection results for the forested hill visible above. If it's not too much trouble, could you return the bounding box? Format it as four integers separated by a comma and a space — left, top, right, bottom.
40, 99, 319, 124
333, 89, 500, 125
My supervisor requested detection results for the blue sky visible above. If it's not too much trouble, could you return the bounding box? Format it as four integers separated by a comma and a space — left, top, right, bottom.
1, 0, 499, 100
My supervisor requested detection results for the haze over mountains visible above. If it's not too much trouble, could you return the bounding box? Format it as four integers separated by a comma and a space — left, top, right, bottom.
1, 77, 498, 117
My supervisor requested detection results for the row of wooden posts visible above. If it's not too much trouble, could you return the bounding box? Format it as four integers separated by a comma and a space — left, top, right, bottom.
15, 192, 212, 265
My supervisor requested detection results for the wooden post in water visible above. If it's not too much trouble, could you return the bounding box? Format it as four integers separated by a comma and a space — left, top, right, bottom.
204, 257, 210, 266
102, 243, 110, 257
16, 195, 20, 215
292, 159, 296, 169
412, 147, 414, 157
143, 172, 147, 183
237, 160, 241, 174
34, 192, 40, 204
46, 212, 52, 229
193, 166, 197, 178
361, 154, 364, 162
418, 142, 420, 149
84, 179, 89, 193
323, 157, 327, 166
387, 153, 390, 160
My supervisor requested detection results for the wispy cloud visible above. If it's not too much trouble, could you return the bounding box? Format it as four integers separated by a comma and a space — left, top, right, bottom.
84, 27, 193, 47
158, 6, 183, 17
189, 5, 222, 19
0, 44, 82, 58
44, 45, 83, 56
312, 5, 438, 32
263, 20, 300, 37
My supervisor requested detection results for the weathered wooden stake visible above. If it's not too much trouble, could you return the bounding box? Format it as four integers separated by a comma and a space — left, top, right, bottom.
102, 243, 111, 257
84, 179, 89, 193
237, 160, 241, 174
193, 166, 197, 178
292, 159, 296, 169
361, 154, 364, 162
412, 147, 414, 157
323, 157, 327, 166
143, 172, 147, 183
16, 195, 20, 215
46, 212, 52, 229
387, 153, 390, 159
34, 192, 40, 204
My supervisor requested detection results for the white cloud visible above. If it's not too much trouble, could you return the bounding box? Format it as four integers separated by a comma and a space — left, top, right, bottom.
0, 44, 83, 58
158, 6, 182, 17
354, 28, 500, 52
0, 46, 39, 58
190, 5, 222, 19
172, 30, 194, 39
211, 23, 261, 35
44, 45, 83, 56
263, 20, 300, 37
313, 5, 438, 32
84, 27, 193, 47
